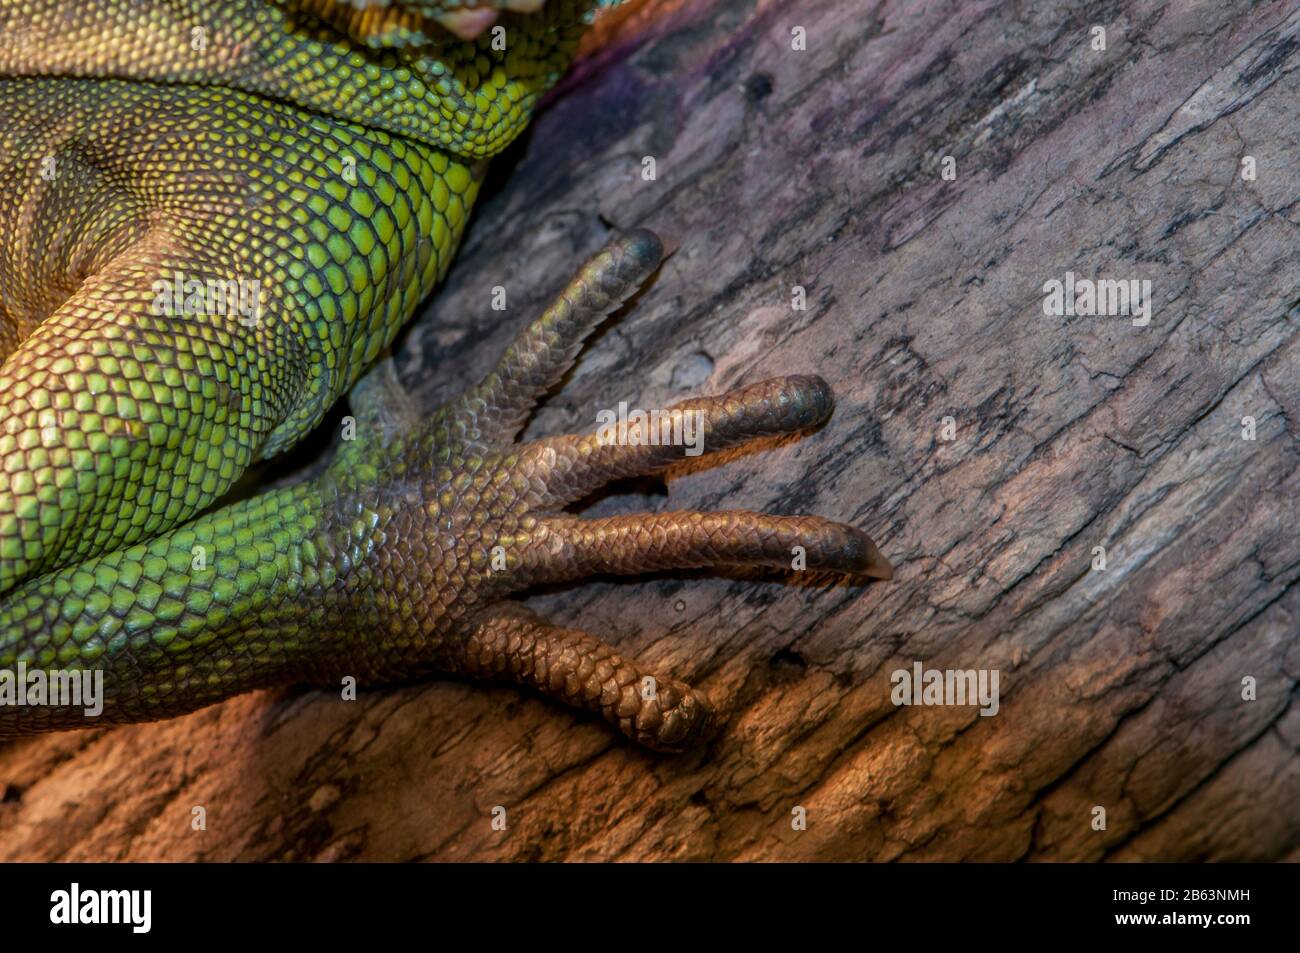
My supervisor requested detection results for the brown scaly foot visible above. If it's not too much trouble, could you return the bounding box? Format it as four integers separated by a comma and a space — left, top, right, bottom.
0, 230, 891, 748
355, 228, 893, 751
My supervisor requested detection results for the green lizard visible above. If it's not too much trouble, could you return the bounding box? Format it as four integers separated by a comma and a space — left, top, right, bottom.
0, 0, 891, 750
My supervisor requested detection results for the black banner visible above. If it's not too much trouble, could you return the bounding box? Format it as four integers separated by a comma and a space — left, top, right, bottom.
0, 861, 1284, 941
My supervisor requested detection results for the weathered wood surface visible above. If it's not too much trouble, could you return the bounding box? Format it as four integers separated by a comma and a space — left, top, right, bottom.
2, 0, 1297, 861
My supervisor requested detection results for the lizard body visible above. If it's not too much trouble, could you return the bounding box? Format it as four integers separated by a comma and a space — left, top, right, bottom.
0, 0, 891, 750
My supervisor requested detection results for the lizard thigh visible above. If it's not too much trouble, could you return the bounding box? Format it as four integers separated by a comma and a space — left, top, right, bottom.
0, 231, 298, 595
0, 74, 463, 596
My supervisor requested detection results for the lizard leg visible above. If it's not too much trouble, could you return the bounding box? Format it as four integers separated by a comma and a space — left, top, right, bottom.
0, 230, 891, 749
0, 235, 293, 595
454, 605, 714, 751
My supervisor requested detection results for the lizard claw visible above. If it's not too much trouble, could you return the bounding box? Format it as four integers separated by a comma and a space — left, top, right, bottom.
350, 229, 893, 749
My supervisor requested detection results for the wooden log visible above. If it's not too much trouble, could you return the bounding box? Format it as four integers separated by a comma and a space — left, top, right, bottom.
1, 0, 1296, 861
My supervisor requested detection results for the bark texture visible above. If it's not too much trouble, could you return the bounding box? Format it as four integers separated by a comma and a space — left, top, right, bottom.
2, 0, 1298, 861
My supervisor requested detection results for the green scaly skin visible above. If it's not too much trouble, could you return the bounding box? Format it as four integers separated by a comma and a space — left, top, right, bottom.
0, 0, 892, 751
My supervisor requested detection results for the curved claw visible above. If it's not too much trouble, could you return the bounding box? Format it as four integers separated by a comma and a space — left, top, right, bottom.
523, 374, 837, 508
437, 228, 664, 446
514, 511, 892, 584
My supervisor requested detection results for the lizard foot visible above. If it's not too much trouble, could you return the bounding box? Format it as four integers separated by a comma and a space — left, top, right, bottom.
348, 229, 892, 751
0, 230, 891, 744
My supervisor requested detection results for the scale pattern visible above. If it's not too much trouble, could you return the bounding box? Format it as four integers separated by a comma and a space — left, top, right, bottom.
0, 0, 616, 155
0, 2, 891, 750
0, 76, 479, 590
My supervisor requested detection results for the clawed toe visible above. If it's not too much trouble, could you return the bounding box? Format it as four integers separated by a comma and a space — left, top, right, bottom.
401, 230, 891, 750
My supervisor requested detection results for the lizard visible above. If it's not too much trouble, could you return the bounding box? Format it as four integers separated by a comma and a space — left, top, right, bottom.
0, 0, 892, 751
